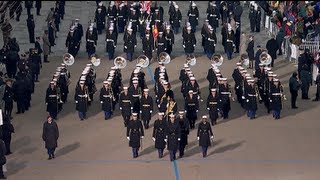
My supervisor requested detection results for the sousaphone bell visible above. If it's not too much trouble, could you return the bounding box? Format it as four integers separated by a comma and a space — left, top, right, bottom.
158, 52, 171, 64
63, 53, 75, 66
113, 56, 127, 69
136, 55, 150, 68
186, 54, 196, 66
240, 54, 250, 67
90, 54, 101, 66
211, 54, 224, 67
259, 51, 272, 65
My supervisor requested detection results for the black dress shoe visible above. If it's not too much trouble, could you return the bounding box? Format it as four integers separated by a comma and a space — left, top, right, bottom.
312, 99, 318, 101
292, 107, 298, 109
16, 112, 21, 114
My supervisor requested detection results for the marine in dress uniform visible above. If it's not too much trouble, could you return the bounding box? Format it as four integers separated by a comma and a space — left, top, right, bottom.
187, 2, 199, 33
156, 32, 166, 59
185, 90, 199, 129
177, 111, 189, 158
100, 81, 114, 120
152, 112, 167, 158
225, 26, 235, 60
128, 80, 141, 114
142, 34, 154, 60
45, 82, 59, 119
107, 2, 118, 24
269, 78, 283, 120
95, 8, 106, 34
207, 88, 219, 125
127, 113, 144, 158
86, 27, 97, 58
152, 9, 164, 32
264, 72, 276, 113
74, 80, 89, 120
164, 26, 174, 55
244, 79, 258, 119
197, 116, 214, 158
65, 26, 79, 57
218, 78, 233, 119
166, 114, 181, 161
201, 20, 210, 54
3, 79, 14, 119
119, 86, 132, 127
129, 9, 139, 35
105, 26, 118, 60
207, 2, 220, 32
117, 3, 128, 33
183, 26, 196, 56
140, 89, 153, 129
124, 28, 137, 61
171, 5, 182, 34
205, 26, 217, 59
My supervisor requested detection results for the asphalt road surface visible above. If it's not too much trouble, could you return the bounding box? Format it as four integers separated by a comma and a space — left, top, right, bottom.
2, 1, 320, 180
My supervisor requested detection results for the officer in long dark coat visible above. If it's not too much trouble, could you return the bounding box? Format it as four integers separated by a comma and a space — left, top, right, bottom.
232, 64, 244, 106
183, 26, 196, 56
86, 27, 97, 59
225, 27, 235, 60
65, 26, 79, 57
179, 64, 189, 84
85, 68, 96, 106
300, 64, 312, 99
3, 79, 14, 119
12, 75, 27, 114
35, 0, 42, 15
266, 35, 279, 67
45, 82, 59, 120
95, 8, 105, 34
152, 112, 167, 158
255, 6, 262, 32
187, 2, 199, 33
100, 81, 113, 120
156, 32, 166, 58
254, 45, 263, 71
171, 5, 182, 34
57, 71, 69, 103
289, 72, 300, 108
249, 5, 256, 32
140, 89, 153, 129
166, 114, 181, 161
269, 79, 283, 120
74, 81, 89, 120
124, 28, 137, 61
27, 14, 35, 43
245, 79, 258, 119
117, 3, 128, 33
105, 26, 117, 60
205, 26, 217, 59
107, 2, 117, 23
5, 49, 19, 79
197, 116, 213, 158
30, 48, 41, 82
246, 35, 255, 69
42, 116, 59, 160
126, 113, 144, 158
207, 88, 219, 125
177, 111, 189, 158
185, 90, 199, 129
164, 26, 174, 55
119, 87, 131, 127
142, 34, 154, 60
2, 116, 14, 155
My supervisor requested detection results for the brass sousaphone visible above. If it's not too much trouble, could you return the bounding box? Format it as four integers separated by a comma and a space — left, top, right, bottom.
158, 52, 171, 64
63, 53, 75, 66
136, 55, 150, 68
240, 54, 250, 67
186, 54, 196, 66
113, 56, 127, 69
259, 51, 272, 66
211, 54, 224, 67
90, 54, 101, 66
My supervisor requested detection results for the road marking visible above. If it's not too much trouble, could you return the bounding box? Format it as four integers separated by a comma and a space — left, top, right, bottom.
26, 158, 320, 167
173, 160, 180, 180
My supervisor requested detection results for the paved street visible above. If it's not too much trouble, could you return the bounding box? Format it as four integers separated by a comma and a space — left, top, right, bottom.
2, 1, 320, 180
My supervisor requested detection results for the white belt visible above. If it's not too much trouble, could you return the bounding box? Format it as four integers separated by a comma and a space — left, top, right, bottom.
227, 40, 233, 42
248, 94, 256, 97
132, 95, 140, 97
272, 93, 282, 96
103, 95, 112, 98
78, 95, 87, 97
220, 92, 230, 95
158, 43, 164, 45
49, 95, 57, 97
106, 39, 114, 42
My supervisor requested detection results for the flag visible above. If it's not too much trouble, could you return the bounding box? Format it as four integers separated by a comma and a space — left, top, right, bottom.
140, 1, 152, 15
153, 24, 158, 39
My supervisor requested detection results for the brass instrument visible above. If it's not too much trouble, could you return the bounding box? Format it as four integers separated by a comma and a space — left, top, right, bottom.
211, 54, 224, 67
158, 52, 171, 64
63, 53, 75, 66
136, 55, 150, 68
90, 54, 101, 67
259, 52, 272, 66
255, 84, 262, 101
114, 56, 127, 69
186, 54, 196, 66
240, 54, 249, 67
165, 100, 176, 116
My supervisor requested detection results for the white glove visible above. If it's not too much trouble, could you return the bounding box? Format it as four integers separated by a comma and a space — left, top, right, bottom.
150, 110, 152, 113
164, 139, 167, 142
134, 45, 137, 48
141, 136, 144, 139
131, 107, 133, 110
101, 101, 103, 103
75, 101, 78, 103
114, 45, 116, 48
183, 45, 185, 48
214, 44, 216, 46
46, 103, 48, 105
246, 99, 249, 102
124, 46, 127, 49
120, 107, 122, 110
196, 110, 199, 113
210, 136, 214, 139
152, 137, 155, 142
127, 137, 130, 140
197, 137, 199, 140
140, 110, 142, 113
242, 96, 245, 99
270, 99, 272, 102
178, 138, 181, 141
184, 110, 187, 113
193, 44, 196, 47
207, 108, 210, 110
